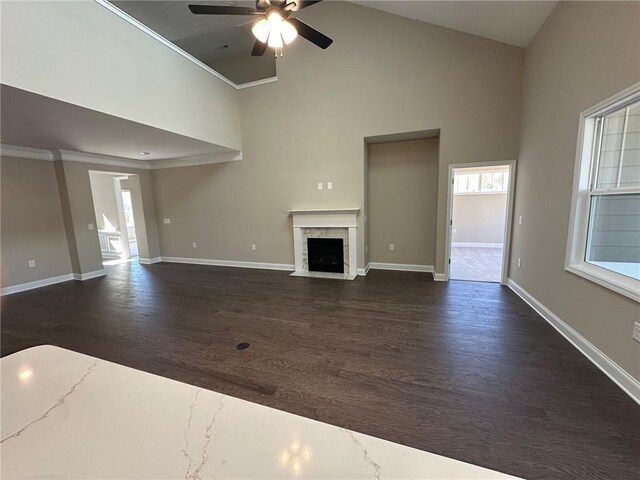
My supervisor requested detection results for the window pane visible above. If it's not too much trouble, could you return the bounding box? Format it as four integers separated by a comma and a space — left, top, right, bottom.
596, 100, 640, 189
586, 193, 640, 280
468, 174, 479, 193
481, 173, 493, 191
493, 172, 504, 192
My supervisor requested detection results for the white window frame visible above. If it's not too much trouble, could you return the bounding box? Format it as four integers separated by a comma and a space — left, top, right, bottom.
565, 82, 640, 302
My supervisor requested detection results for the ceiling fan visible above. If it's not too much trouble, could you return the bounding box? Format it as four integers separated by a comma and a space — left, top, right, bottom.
188, 0, 332, 57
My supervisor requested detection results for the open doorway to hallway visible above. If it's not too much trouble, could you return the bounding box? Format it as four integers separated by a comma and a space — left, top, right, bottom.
120, 189, 139, 258
447, 164, 514, 283
88, 171, 142, 266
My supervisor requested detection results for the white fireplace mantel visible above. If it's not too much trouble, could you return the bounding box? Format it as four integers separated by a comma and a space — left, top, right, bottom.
288, 208, 360, 280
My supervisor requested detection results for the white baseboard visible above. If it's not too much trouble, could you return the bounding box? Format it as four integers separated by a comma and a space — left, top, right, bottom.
139, 257, 161, 265
357, 263, 371, 276
507, 278, 640, 405
452, 242, 503, 248
368, 262, 434, 273
432, 272, 447, 282
160, 256, 294, 272
73, 270, 106, 281
0, 273, 74, 296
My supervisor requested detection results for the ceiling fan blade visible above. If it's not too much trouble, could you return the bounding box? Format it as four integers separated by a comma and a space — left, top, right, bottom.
188, 5, 260, 15
288, 18, 332, 49
288, 1, 322, 11
251, 40, 268, 56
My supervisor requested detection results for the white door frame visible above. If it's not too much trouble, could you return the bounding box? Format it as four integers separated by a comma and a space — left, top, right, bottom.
113, 176, 131, 259
444, 160, 517, 284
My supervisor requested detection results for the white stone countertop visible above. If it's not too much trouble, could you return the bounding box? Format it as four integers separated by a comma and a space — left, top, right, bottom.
1, 345, 518, 479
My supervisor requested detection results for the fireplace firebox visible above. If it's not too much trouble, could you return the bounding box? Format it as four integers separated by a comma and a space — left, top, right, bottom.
307, 238, 344, 273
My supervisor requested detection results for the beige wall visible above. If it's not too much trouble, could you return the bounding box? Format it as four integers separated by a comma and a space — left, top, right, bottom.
1, 157, 161, 287
367, 138, 439, 265
509, 1, 640, 379
152, 2, 523, 270
120, 176, 152, 259
452, 193, 507, 244
1, 156, 72, 286
89, 172, 120, 232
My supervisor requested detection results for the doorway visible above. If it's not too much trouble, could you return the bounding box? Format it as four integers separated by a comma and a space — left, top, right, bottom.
445, 162, 516, 283
120, 189, 139, 258
88, 171, 142, 265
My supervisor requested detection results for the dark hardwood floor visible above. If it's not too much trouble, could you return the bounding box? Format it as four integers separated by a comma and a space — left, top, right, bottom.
2, 262, 638, 479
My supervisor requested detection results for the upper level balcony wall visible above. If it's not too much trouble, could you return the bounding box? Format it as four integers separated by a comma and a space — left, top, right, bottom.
0, 0, 241, 151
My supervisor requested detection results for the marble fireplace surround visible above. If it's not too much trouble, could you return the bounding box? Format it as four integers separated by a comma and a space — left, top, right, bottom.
287, 208, 359, 280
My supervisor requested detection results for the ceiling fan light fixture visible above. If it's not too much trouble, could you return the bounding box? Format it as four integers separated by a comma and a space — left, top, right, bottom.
268, 30, 284, 49
281, 19, 298, 44
252, 18, 270, 43
267, 10, 284, 34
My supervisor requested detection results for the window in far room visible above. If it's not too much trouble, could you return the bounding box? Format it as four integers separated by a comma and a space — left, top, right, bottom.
454, 170, 509, 194
566, 85, 640, 302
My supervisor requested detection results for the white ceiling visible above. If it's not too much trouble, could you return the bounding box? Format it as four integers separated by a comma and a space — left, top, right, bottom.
352, 1, 557, 47
0, 85, 232, 161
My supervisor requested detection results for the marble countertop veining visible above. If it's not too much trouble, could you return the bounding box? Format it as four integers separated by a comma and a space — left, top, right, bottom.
1, 345, 519, 479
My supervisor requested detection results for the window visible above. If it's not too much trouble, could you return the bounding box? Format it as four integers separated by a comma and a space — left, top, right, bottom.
566, 84, 640, 302
454, 170, 509, 194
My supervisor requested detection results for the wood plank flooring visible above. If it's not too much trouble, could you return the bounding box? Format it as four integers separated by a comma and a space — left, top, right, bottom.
1, 262, 638, 479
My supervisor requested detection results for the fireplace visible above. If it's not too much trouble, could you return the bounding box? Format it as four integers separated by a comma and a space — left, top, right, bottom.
288, 208, 359, 280
307, 238, 344, 273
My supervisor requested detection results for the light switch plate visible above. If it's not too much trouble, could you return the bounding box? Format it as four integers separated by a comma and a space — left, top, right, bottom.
28, 260, 36, 268
163, 218, 171, 224
192, 242, 197, 248
517, 258, 522, 268
317, 183, 323, 190
389, 243, 395, 251
88, 223, 94, 230
327, 182, 333, 190
251, 244, 256, 251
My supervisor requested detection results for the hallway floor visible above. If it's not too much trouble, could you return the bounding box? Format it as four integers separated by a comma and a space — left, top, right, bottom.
450, 245, 504, 282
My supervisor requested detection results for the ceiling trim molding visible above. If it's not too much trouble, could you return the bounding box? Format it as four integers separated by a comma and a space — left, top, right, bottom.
94, 0, 275, 91
236, 76, 279, 90
57, 149, 152, 170
0, 144, 54, 161
151, 151, 243, 169
2, 144, 243, 170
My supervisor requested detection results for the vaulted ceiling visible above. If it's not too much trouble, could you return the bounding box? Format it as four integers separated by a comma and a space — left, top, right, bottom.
109, 1, 557, 85
352, 1, 557, 47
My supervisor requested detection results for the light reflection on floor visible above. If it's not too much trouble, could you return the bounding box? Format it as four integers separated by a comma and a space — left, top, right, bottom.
102, 257, 137, 266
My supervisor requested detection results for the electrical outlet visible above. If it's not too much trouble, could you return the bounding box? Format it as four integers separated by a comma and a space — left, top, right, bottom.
251, 244, 257, 251
192, 242, 197, 248
518, 216, 523, 225
163, 218, 171, 224
633, 322, 640, 343
389, 243, 395, 251
317, 182, 323, 190
517, 258, 522, 268
88, 223, 94, 231
28, 260, 36, 268
327, 182, 333, 190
